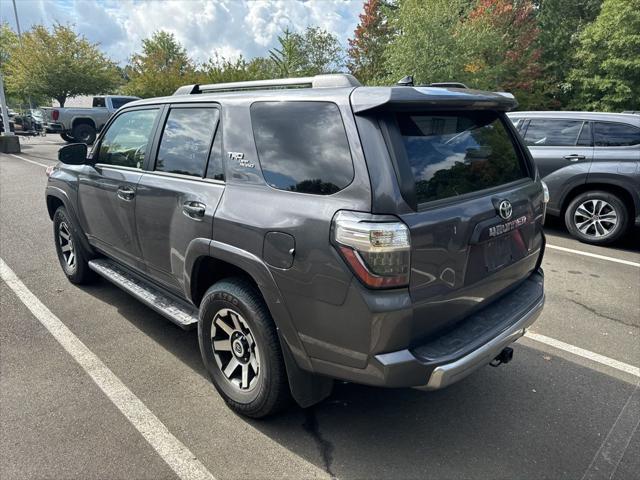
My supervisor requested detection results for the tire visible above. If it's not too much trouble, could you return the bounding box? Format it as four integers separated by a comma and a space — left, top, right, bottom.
53, 207, 95, 284
60, 133, 75, 142
71, 123, 96, 144
198, 278, 291, 418
564, 191, 629, 245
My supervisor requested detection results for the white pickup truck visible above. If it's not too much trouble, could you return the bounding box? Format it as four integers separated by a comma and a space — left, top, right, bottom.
42, 95, 140, 144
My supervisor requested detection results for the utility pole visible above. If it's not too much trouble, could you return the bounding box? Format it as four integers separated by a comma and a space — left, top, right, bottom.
11, 0, 32, 111
0, 73, 12, 135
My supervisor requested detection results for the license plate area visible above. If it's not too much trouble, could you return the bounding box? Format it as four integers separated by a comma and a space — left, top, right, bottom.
484, 235, 513, 272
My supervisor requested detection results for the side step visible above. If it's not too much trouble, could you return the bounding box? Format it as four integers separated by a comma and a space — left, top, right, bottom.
88, 259, 198, 330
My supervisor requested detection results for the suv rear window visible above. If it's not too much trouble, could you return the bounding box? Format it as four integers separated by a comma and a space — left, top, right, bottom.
251, 102, 354, 195
397, 112, 527, 204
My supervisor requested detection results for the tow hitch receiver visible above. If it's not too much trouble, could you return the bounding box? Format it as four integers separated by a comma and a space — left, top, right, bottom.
490, 347, 514, 367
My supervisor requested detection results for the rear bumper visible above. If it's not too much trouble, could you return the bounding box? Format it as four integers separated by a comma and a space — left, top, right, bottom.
316, 269, 544, 389
44, 123, 64, 133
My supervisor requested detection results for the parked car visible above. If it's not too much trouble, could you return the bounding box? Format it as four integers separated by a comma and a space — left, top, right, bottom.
42, 95, 139, 144
509, 111, 640, 244
46, 75, 546, 417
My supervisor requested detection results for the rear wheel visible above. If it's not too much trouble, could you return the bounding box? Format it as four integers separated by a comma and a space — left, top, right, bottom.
71, 123, 96, 144
60, 133, 75, 142
564, 191, 629, 245
53, 207, 95, 284
198, 278, 290, 418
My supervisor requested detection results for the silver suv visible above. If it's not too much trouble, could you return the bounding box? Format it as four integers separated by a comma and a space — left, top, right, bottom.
509, 111, 640, 244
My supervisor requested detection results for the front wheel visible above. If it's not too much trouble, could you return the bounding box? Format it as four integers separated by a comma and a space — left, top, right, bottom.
53, 207, 95, 284
198, 278, 291, 418
564, 191, 629, 245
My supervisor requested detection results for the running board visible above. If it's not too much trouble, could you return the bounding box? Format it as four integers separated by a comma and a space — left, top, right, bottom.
88, 259, 198, 330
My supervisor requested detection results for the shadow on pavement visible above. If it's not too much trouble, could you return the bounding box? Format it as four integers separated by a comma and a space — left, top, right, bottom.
81, 280, 639, 480
544, 216, 640, 253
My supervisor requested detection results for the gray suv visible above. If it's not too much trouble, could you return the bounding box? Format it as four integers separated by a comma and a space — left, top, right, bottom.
509, 112, 640, 244
46, 75, 546, 417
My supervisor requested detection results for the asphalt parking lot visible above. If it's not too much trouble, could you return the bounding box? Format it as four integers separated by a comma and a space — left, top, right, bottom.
1, 136, 639, 480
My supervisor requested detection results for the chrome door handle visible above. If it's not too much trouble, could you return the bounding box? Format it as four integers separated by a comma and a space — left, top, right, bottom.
563, 154, 586, 162
117, 186, 135, 201
182, 201, 206, 219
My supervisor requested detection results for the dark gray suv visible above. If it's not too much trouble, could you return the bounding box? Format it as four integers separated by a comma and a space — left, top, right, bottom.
46, 75, 546, 417
509, 112, 640, 244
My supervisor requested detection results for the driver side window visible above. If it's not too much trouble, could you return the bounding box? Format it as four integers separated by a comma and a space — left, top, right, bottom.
97, 108, 159, 168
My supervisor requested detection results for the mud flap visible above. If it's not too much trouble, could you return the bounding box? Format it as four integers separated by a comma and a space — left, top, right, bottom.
280, 335, 333, 408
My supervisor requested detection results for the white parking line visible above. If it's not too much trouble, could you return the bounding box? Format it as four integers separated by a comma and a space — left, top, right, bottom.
525, 331, 640, 378
0, 258, 216, 480
547, 244, 640, 268
5, 153, 50, 168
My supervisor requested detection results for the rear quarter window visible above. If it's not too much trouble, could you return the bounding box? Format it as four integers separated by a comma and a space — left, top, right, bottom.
397, 112, 528, 204
251, 101, 354, 195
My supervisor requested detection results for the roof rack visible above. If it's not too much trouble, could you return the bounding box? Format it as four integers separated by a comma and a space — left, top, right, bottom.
173, 73, 361, 95
428, 82, 469, 89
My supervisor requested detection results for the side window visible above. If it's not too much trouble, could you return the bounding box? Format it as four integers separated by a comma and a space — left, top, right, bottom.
111, 97, 137, 109
93, 97, 106, 108
97, 108, 159, 168
594, 122, 640, 146
206, 127, 224, 181
524, 119, 583, 146
577, 122, 592, 146
251, 101, 354, 195
156, 107, 219, 177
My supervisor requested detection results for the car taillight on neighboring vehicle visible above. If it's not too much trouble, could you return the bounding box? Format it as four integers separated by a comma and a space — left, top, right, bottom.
52, 110, 59, 121
332, 211, 411, 289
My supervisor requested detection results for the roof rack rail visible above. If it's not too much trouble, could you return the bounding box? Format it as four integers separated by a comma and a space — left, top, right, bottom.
173, 73, 361, 95
428, 82, 469, 89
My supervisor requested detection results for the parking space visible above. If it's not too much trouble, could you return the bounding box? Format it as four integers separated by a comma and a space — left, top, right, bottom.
1, 137, 639, 479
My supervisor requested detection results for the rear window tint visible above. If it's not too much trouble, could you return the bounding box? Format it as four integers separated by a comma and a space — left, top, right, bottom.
397, 112, 527, 204
594, 122, 640, 146
251, 102, 354, 195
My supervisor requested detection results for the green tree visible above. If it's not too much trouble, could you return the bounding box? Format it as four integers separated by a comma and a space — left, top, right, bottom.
0, 22, 19, 74
536, 0, 602, 107
202, 55, 274, 83
268, 28, 305, 77
269, 26, 344, 77
4, 24, 119, 107
569, 0, 640, 111
384, 0, 472, 85
124, 31, 198, 98
347, 0, 392, 84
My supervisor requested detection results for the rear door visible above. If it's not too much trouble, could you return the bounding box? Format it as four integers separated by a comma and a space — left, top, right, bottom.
522, 117, 594, 178
135, 103, 224, 295
384, 111, 545, 336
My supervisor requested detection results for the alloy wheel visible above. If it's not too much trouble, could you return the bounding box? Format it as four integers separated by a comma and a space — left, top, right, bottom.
58, 221, 76, 270
211, 308, 260, 392
573, 199, 618, 238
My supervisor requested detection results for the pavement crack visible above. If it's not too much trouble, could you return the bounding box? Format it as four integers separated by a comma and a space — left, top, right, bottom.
567, 298, 636, 328
303, 408, 336, 479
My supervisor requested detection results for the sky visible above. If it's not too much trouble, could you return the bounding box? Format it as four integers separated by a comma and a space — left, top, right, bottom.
1, 0, 364, 65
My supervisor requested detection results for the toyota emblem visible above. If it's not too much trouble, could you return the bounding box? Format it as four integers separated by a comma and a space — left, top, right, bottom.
498, 200, 513, 220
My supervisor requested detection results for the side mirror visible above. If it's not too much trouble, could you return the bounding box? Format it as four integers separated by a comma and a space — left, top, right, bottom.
58, 143, 88, 165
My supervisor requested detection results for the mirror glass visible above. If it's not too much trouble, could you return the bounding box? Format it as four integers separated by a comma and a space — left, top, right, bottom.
58, 143, 88, 165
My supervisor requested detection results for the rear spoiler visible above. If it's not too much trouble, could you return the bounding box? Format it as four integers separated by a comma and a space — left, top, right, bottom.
350, 86, 518, 114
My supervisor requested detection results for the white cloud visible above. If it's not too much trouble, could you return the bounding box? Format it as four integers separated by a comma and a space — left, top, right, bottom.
1, 0, 363, 65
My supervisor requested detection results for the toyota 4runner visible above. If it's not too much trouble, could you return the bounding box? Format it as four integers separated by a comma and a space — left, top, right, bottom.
46, 74, 546, 418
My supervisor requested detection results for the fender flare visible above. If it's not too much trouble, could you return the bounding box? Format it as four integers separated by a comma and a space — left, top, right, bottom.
186, 240, 333, 408
45, 186, 94, 254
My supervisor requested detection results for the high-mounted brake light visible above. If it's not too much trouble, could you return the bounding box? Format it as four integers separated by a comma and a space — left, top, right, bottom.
332, 211, 411, 289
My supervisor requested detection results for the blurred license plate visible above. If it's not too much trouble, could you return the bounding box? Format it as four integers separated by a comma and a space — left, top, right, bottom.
485, 236, 512, 272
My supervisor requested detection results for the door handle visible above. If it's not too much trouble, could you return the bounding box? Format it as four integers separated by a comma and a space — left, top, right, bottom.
563, 154, 586, 162
117, 186, 135, 201
182, 201, 206, 219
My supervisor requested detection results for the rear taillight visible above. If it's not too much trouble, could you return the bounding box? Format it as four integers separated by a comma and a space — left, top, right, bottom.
52, 109, 59, 121
332, 211, 411, 289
